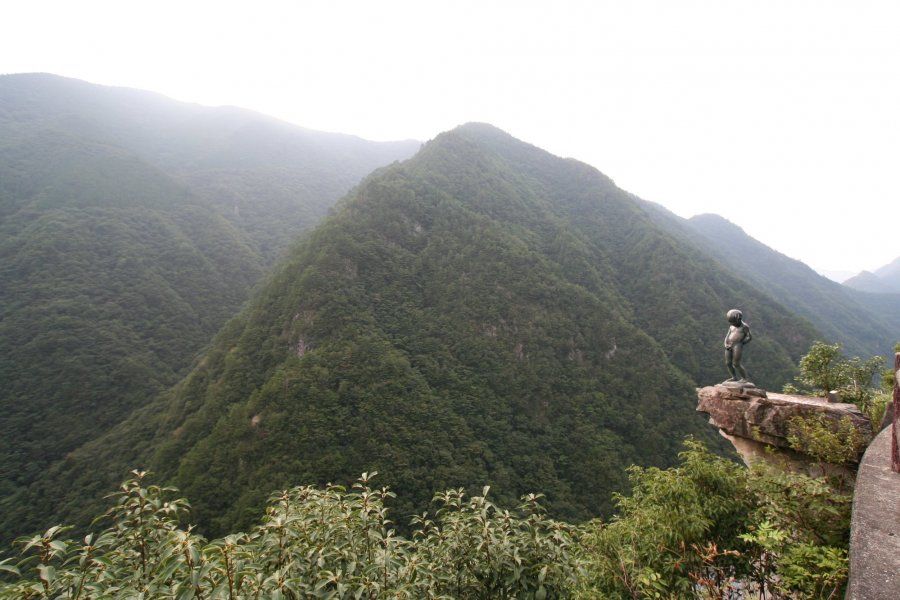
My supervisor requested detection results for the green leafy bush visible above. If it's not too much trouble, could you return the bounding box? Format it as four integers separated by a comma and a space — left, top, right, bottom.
741, 460, 852, 598
0, 471, 579, 599
786, 414, 867, 470
796, 342, 885, 418
575, 440, 852, 599
575, 440, 753, 598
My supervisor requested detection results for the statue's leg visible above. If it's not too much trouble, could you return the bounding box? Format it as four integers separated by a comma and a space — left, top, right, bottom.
725, 348, 736, 381
733, 344, 747, 380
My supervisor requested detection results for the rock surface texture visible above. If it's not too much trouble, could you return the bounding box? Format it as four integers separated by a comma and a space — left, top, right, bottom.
697, 383, 873, 475
697, 383, 872, 456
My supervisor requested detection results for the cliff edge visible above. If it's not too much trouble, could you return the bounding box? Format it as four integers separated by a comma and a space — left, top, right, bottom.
696, 383, 871, 468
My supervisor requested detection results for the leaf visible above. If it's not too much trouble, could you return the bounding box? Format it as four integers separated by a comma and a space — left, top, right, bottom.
0, 558, 20, 576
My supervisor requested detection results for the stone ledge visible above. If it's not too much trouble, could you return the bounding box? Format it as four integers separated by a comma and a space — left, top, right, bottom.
697, 384, 872, 454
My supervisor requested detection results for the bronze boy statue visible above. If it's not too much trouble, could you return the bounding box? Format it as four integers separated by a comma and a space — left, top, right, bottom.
724, 309, 752, 382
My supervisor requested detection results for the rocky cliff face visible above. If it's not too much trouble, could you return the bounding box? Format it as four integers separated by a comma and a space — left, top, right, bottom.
696, 383, 872, 469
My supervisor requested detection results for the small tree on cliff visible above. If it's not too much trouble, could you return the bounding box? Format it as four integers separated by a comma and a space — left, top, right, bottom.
793, 341, 886, 419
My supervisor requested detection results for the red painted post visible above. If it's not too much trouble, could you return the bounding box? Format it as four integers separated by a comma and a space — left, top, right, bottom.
893, 353, 900, 472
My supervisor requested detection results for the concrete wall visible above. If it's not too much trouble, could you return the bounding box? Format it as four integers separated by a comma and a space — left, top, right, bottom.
846, 426, 900, 598
847, 354, 900, 599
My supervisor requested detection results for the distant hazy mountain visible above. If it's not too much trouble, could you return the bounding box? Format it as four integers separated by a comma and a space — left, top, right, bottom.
6, 124, 820, 542
842, 256, 900, 336
843, 270, 900, 294
843, 256, 900, 294
0, 73, 417, 532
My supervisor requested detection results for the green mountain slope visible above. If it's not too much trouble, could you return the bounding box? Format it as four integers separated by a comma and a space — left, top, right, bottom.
843, 287, 900, 341
0, 129, 263, 501
0, 73, 418, 539
23, 124, 818, 542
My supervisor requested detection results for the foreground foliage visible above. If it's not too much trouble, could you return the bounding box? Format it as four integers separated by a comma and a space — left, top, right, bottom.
0, 472, 578, 599
574, 441, 852, 599
2, 438, 856, 599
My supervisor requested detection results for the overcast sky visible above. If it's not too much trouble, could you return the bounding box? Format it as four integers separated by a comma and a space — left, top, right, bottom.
2, 0, 898, 277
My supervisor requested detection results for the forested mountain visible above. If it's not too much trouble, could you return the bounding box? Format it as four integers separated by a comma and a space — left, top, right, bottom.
0, 74, 417, 538
5, 123, 821, 543
635, 206, 899, 359
843, 288, 900, 341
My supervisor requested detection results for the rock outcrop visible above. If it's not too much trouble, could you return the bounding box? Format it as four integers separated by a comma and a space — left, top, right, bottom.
696, 383, 872, 467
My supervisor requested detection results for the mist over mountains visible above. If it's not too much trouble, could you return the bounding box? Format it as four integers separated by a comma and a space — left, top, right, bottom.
1, 74, 896, 543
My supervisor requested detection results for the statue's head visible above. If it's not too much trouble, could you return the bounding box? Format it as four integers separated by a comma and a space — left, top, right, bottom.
726, 309, 743, 326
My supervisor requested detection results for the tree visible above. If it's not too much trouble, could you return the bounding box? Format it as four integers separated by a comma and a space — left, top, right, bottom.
797, 342, 849, 397
795, 341, 887, 419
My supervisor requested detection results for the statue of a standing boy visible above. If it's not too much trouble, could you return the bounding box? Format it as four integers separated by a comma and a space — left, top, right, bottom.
724, 309, 752, 382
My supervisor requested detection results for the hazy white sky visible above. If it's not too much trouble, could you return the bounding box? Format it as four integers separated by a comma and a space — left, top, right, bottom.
2, 0, 898, 276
